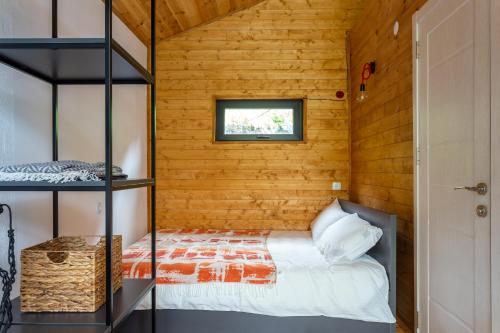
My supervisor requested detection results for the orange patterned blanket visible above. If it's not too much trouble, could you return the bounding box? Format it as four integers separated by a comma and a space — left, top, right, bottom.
122, 229, 276, 285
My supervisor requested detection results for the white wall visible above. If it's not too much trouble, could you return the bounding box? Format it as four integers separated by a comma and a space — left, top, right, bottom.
0, 0, 148, 298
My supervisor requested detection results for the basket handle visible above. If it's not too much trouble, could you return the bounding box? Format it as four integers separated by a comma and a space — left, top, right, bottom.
83, 236, 102, 246
46, 251, 69, 264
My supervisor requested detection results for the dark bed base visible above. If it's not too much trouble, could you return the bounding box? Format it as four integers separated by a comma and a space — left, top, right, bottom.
117, 200, 397, 333
117, 309, 395, 333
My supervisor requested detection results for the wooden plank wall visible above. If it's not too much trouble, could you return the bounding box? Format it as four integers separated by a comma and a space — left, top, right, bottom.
156, 0, 364, 231
109, 0, 266, 44
349, 0, 426, 329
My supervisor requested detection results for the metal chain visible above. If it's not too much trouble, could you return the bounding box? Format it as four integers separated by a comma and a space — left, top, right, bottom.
0, 204, 15, 333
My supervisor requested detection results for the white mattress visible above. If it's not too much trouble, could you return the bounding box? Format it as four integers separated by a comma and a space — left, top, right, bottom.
138, 230, 396, 323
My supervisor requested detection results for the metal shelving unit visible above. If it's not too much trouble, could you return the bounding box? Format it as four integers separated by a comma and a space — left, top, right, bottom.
0, 0, 157, 332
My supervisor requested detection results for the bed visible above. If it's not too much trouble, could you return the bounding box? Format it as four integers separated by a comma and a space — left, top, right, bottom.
117, 200, 397, 333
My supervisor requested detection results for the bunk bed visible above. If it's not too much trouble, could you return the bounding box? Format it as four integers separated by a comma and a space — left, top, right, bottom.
0, 0, 157, 332
119, 199, 397, 333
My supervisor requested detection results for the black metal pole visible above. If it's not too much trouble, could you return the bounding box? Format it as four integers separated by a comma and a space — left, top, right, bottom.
104, 0, 114, 328
52, 84, 58, 238
150, 0, 157, 332
52, 0, 59, 239
52, 0, 57, 38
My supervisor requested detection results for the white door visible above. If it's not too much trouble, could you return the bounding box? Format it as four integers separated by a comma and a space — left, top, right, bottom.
414, 0, 491, 332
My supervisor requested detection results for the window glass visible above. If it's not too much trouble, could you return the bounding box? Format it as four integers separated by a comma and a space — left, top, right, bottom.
224, 108, 294, 135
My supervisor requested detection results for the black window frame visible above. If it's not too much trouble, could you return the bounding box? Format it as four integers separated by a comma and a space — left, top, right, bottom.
214, 99, 304, 142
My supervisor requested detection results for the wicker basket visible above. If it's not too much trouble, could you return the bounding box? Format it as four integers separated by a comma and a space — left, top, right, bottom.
21, 235, 122, 312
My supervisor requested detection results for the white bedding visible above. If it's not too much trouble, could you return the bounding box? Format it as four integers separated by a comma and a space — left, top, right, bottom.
137, 230, 395, 323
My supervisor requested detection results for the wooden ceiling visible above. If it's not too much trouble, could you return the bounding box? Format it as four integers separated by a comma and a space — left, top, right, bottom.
111, 0, 266, 44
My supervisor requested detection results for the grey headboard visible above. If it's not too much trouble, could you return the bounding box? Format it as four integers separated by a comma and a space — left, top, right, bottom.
338, 199, 397, 317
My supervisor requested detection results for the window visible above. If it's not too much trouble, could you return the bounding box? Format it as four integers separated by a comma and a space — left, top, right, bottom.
215, 99, 304, 141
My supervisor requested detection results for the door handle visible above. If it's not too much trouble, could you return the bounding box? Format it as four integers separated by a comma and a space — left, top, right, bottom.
454, 182, 488, 195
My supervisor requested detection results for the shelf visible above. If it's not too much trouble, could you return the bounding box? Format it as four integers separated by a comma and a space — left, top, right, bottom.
112, 178, 154, 191
8, 324, 110, 333
0, 178, 154, 192
0, 38, 152, 84
11, 278, 154, 328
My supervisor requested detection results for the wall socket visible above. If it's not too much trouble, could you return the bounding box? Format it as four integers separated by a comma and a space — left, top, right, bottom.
332, 182, 342, 191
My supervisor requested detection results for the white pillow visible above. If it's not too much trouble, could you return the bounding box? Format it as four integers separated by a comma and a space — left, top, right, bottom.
310, 199, 350, 242
316, 213, 383, 263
